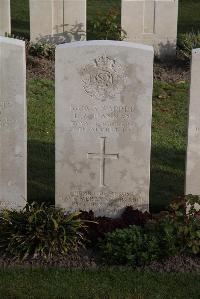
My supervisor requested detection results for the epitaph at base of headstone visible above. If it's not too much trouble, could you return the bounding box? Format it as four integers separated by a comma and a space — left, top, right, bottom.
0, 0, 11, 36
0, 37, 27, 210
56, 41, 153, 217
121, 0, 178, 59
186, 49, 200, 211
29, 0, 86, 43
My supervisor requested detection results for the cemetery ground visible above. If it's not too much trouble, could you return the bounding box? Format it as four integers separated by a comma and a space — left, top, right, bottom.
3, 43, 198, 299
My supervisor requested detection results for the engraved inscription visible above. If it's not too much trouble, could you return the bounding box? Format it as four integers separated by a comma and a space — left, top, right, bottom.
87, 137, 119, 187
80, 55, 127, 101
70, 104, 135, 134
0, 101, 16, 128
61, 191, 143, 215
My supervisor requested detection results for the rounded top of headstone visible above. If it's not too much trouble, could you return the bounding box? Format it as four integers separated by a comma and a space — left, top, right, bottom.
0, 37, 25, 47
56, 40, 154, 53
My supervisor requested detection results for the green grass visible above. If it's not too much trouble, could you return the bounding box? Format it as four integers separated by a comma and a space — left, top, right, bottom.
11, 0, 200, 39
0, 267, 199, 299
178, 0, 200, 34
151, 81, 188, 211
27, 79, 188, 211
11, 0, 29, 39
27, 79, 54, 204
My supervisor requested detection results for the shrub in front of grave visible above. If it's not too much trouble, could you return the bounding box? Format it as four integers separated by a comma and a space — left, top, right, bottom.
0, 202, 87, 260
27, 42, 55, 60
80, 207, 152, 246
178, 31, 200, 59
163, 195, 200, 256
87, 8, 127, 41
100, 196, 200, 266
100, 226, 160, 266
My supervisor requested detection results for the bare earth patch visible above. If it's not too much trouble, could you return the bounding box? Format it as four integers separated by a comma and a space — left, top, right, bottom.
0, 251, 199, 273
26, 54, 190, 84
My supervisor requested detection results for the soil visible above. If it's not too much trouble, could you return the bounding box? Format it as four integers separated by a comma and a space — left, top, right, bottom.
140, 255, 200, 273
0, 249, 97, 269
27, 54, 190, 84
154, 59, 190, 84
27, 55, 55, 81
0, 250, 199, 273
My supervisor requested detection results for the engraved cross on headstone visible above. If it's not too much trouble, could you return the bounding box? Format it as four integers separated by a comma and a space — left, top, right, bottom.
87, 137, 119, 187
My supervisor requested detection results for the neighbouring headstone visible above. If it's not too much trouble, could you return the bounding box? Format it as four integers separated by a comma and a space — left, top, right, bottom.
0, 37, 27, 210
121, 0, 179, 59
0, 0, 11, 36
29, 0, 86, 43
186, 49, 200, 209
55, 40, 153, 217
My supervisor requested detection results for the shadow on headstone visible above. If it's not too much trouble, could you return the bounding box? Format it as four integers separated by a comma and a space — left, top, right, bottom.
34, 23, 86, 44
156, 40, 177, 61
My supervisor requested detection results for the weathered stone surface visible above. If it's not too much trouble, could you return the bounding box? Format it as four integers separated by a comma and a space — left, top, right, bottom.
0, 0, 11, 36
30, 0, 86, 43
121, 0, 178, 59
56, 40, 153, 217
0, 37, 27, 210
186, 49, 200, 204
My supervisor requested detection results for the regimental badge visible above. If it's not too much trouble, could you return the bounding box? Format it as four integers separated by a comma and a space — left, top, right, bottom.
80, 55, 127, 101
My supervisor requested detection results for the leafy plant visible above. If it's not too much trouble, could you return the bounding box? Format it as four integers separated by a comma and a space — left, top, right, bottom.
178, 31, 200, 59
99, 196, 200, 266
87, 8, 127, 41
80, 207, 151, 245
27, 42, 55, 60
100, 226, 160, 266
0, 202, 88, 260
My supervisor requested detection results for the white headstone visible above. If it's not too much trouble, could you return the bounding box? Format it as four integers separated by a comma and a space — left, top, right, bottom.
0, 37, 27, 210
0, 0, 11, 36
29, 0, 86, 43
186, 49, 200, 205
55, 40, 153, 217
121, 0, 179, 59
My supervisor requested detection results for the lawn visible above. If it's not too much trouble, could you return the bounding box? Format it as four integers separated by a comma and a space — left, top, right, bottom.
11, 0, 200, 38
0, 267, 199, 299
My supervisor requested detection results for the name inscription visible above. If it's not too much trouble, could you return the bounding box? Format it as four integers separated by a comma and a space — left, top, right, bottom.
70, 104, 135, 134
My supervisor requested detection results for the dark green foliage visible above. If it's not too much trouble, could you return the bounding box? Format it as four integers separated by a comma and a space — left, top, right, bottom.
100, 196, 200, 266
27, 42, 56, 60
0, 203, 87, 260
100, 226, 160, 266
178, 32, 200, 59
80, 207, 151, 245
161, 195, 200, 256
